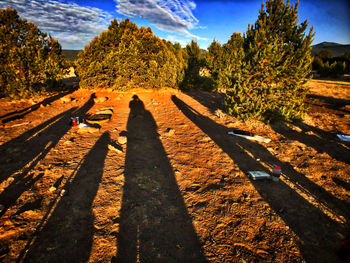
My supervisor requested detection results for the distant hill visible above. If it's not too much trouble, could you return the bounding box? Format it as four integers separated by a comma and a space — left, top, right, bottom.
62, 50, 81, 61
311, 42, 350, 57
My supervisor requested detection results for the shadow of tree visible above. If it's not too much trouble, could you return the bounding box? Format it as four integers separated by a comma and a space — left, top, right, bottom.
22, 132, 110, 263
0, 88, 78, 124
172, 95, 346, 262
0, 94, 95, 217
115, 95, 206, 263
271, 121, 350, 164
306, 93, 350, 116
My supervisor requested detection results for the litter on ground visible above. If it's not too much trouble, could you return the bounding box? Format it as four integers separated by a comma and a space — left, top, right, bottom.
337, 134, 350, 142
228, 130, 271, 143
247, 171, 271, 180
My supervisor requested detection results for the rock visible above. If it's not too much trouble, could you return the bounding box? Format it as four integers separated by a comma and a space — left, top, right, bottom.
64, 138, 74, 144
49, 186, 56, 192
108, 144, 123, 153
96, 109, 113, 115
256, 249, 269, 256
117, 136, 127, 145
165, 128, 175, 136
77, 127, 100, 134
305, 131, 317, 136
214, 109, 225, 118
291, 125, 302, 132
93, 97, 108, 103
60, 97, 73, 103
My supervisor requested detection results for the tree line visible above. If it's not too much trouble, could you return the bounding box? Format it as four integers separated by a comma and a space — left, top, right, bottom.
312, 49, 350, 78
1, 0, 318, 122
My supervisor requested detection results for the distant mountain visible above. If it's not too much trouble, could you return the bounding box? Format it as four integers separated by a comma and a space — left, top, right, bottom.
311, 42, 350, 57
62, 50, 81, 61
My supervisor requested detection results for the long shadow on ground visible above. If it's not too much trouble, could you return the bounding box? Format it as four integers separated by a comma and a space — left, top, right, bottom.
172, 95, 347, 262
114, 95, 206, 263
0, 88, 77, 123
22, 132, 110, 263
272, 121, 350, 165
0, 94, 95, 217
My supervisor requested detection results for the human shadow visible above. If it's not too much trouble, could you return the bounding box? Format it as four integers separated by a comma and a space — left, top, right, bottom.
22, 132, 109, 263
185, 90, 225, 115
271, 121, 350, 164
115, 95, 206, 263
172, 95, 347, 262
0, 89, 77, 123
0, 94, 95, 216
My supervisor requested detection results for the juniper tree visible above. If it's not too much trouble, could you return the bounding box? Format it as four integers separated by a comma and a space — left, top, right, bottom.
75, 18, 182, 90
0, 8, 69, 98
224, 0, 314, 122
180, 40, 203, 90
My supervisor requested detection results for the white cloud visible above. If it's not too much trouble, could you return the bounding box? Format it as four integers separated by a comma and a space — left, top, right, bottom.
165, 35, 190, 47
114, 0, 206, 40
0, 0, 112, 49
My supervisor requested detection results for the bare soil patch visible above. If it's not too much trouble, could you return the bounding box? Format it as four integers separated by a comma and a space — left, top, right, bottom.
0, 79, 349, 262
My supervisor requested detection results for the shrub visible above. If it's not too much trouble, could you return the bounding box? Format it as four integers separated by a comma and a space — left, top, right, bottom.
75, 19, 183, 90
0, 8, 69, 98
223, 0, 314, 122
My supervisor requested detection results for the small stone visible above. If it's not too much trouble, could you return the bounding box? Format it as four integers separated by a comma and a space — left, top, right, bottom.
214, 109, 225, 118
60, 189, 66, 196
256, 249, 269, 255
93, 97, 108, 103
49, 186, 56, 192
118, 136, 127, 145
77, 127, 99, 134
165, 128, 175, 136
60, 97, 72, 103
108, 144, 123, 153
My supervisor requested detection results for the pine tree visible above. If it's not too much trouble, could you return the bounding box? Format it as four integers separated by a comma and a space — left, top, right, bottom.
180, 40, 203, 90
0, 8, 69, 98
75, 18, 182, 90
224, 0, 314, 122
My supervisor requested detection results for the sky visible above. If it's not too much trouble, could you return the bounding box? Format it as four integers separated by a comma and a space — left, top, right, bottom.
0, 0, 349, 50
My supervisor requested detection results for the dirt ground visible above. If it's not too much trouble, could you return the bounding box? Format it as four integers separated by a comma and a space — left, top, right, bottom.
0, 79, 349, 263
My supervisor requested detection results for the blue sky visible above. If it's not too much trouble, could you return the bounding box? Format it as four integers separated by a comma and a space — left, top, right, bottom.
0, 0, 349, 50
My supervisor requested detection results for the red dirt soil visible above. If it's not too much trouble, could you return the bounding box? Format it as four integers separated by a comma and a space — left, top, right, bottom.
0, 79, 349, 262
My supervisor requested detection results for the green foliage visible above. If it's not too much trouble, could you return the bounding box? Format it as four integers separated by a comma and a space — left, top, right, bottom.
313, 49, 349, 77
0, 8, 69, 98
318, 49, 332, 59
180, 40, 203, 90
223, 0, 314, 122
75, 19, 183, 90
312, 56, 324, 71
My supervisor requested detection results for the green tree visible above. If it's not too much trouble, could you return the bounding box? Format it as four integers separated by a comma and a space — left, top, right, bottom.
312, 56, 324, 72
180, 40, 203, 90
0, 8, 69, 98
224, 0, 314, 122
75, 18, 181, 90
318, 49, 332, 59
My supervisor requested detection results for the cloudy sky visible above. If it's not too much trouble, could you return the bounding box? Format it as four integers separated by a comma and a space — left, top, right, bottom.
0, 0, 349, 50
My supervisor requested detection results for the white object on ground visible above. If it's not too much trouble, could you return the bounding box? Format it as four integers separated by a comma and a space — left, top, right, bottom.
9, 122, 31, 127
228, 131, 271, 143
247, 171, 271, 180
78, 123, 88, 128
337, 134, 350, 142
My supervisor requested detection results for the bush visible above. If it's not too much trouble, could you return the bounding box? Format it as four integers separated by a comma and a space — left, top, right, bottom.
0, 8, 69, 98
75, 19, 183, 90
223, 0, 314, 122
